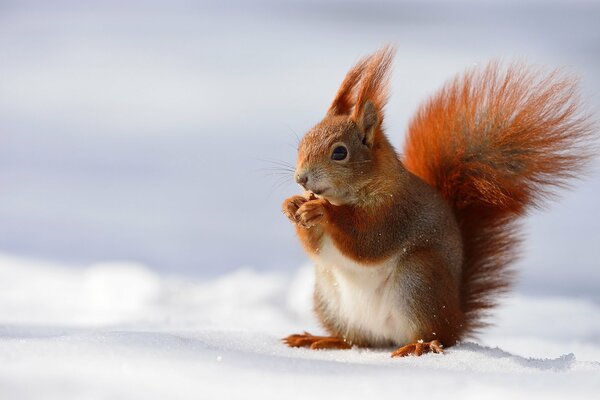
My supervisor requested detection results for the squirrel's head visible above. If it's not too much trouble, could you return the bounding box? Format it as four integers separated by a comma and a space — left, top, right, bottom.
295, 46, 401, 205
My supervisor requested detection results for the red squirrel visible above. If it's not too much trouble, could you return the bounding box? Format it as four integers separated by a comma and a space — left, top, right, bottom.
281, 46, 595, 357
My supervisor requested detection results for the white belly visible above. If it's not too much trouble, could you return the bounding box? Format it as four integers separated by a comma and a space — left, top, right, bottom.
312, 235, 416, 346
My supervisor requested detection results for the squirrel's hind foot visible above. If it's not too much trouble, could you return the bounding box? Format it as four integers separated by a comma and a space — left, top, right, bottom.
391, 340, 444, 357
282, 332, 352, 350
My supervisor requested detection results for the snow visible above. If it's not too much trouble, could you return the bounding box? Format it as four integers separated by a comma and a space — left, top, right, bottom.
1, 254, 599, 399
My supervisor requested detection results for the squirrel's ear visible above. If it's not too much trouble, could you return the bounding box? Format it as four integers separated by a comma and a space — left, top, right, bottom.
351, 45, 395, 145
327, 56, 370, 116
357, 100, 378, 148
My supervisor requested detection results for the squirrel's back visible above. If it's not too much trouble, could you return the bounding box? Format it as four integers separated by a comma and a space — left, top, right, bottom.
403, 62, 595, 336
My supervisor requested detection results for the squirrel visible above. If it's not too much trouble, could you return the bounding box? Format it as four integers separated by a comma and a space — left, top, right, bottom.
281, 46, 595, 357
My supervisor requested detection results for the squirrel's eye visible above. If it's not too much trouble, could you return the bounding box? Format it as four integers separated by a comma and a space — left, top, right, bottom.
331, 146, 348, 161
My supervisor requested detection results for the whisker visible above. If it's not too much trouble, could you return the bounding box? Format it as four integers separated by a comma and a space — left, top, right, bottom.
284, 124, 302, 145
258, 173, 295, 178
265, 175, 295, 198
254, 167, 295, 179
274, 176, 293, 188
258, 158, 296, 169
256, 166, 295, 172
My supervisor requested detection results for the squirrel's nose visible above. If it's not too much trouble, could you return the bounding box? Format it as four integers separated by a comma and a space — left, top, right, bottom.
296, 172, 309, 187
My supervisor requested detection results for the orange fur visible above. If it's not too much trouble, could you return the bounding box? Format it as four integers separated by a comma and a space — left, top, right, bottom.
404, 62, 595, 336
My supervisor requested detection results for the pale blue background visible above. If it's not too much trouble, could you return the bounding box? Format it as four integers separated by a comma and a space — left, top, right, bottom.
1, 0, 599, 299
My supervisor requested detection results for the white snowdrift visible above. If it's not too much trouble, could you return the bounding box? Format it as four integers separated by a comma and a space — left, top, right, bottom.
0, 254, 599, 399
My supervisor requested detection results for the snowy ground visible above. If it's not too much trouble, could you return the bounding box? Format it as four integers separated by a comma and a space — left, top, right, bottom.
1, 254, 599, 399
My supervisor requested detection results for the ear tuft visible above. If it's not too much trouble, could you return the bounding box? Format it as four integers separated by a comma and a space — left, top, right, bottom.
327, 56, 371, 116
351, 46, 396, 143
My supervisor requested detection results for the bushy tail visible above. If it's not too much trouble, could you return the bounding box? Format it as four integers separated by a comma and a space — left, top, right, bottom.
403, 62, 595, 336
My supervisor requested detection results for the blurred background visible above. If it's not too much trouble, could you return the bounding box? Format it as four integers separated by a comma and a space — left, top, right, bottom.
1, 0, 599, 300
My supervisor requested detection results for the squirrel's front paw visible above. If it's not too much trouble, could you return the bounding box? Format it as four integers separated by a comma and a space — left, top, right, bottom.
296, 200, 326, 228
282, 195, 309, 224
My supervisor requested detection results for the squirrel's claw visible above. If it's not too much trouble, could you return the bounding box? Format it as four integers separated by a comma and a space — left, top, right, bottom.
296, 200, 326, 228
391, 340, 444, 357
282, 195, 308, 224
282, 194, 326, 228
282, 332, 352, 350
